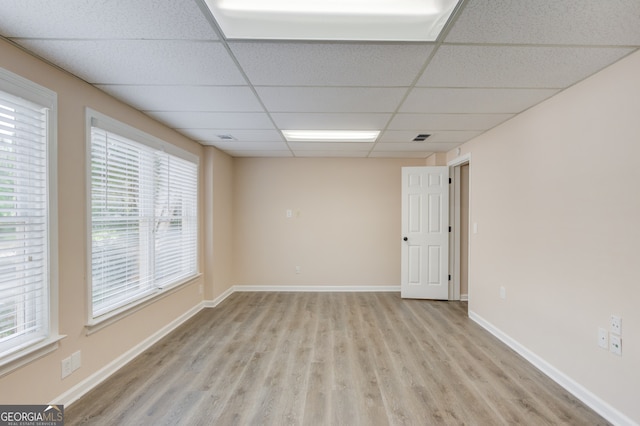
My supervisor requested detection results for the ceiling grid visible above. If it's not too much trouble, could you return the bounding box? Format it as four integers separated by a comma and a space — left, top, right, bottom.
0, 0, 638, 158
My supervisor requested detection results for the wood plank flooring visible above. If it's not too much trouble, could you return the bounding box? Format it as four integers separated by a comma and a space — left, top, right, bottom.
66, 292, 609, 425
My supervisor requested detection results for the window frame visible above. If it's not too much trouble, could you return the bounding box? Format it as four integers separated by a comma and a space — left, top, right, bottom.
85, 109, 200, 332
0, 67, 61, 376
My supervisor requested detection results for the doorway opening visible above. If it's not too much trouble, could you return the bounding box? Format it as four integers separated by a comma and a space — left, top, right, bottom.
448, 153, 471, 305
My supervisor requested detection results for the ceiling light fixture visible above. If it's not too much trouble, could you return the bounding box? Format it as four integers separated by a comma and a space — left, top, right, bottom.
217, 0, 439, 16
282, 130, 380, 142
205, 0, 461, 41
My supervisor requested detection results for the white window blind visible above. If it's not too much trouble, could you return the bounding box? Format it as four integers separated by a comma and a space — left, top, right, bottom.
0, 88, 50, 357
90, 122, 198, 319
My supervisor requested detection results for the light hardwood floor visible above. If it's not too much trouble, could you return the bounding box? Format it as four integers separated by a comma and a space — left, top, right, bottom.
66, 292, 608, 425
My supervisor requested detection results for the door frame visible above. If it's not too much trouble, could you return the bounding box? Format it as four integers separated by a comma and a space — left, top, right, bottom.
448, 153, 471, 301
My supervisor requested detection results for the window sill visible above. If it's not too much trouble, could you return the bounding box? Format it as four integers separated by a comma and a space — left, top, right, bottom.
0, 334, 66, 378
85, 273, 202, 336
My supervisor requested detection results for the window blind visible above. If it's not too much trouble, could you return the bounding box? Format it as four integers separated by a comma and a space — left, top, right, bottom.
90, 126, 197, 319
0, 89, 49, 356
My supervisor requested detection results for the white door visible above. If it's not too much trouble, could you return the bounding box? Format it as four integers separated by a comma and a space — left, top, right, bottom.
401, 166, 449, 299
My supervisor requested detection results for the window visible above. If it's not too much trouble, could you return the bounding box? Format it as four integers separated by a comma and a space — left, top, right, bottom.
87, 110, 198, 322
0, 67, 59, 369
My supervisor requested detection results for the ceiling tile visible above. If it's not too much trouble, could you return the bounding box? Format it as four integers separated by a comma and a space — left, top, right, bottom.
289, 142, 374, 151
147, 112, 274, 130
418, 45, 633, 88
400, 88, 559, 114
369, 151, 433, 158
294, 151, 369, 158
0, 0, 218, 40
200, 141, 289, 151
3, 0, 636, 160
270, 113, 391, 130
446, 0, 640, 46
374, 142, 461, 152
256, 87, 407, 113
227, 150, 293, 158
229, 42, 434, 86
179, 129, 283, 142
17, 40, 244, 85
379, 130, 482, 143
97, 85, 263, 112
388, 113, 514, 130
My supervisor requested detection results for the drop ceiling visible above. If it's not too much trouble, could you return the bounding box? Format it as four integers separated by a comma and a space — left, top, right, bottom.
0, 0, 638, 158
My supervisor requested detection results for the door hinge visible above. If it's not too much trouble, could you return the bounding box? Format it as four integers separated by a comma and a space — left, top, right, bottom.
448, 274, 451, 281
449, 178, 452, 184
448, 226, 451, 232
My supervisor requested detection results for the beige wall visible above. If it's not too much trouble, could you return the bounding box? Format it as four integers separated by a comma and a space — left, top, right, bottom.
449, 50, 640, 422
425, 152, 447, 166
232, 157, 424, 286
203, 146, 235, 300
0, 40, 206, 403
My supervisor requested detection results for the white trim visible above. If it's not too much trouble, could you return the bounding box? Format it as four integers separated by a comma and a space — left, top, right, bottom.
0, 66, 60, 371
447, 152, 471, 167
84, 112, 93, 325
469, 311, 637, 426
85, 274, 202, 335
86, 108, 199, 164
448, 152, 472, 305
84, 109, 200, 324
449, 164, 461, 300
53, 302, 205, 407
0, 335, 65, 378
47, 86, 60, 363
233, 285, 400, 293
203, 286, 235, 308
0, 67, 56, 109
448, 156, 471, 302
460, 294, 468, 302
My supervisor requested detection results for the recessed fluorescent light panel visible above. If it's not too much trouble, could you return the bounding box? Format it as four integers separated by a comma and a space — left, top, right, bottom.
282, 130, 380, 142
204, 0, 461, 41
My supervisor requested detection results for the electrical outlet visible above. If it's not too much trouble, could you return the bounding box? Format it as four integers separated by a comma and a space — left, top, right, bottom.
61, 358, 72, 379
286, 209, 293, 218
609, 334, 622, 356
198, 284, 203, 295
610, 315, 621, 335
597, 328, 608, 349
295, 266, 301, 274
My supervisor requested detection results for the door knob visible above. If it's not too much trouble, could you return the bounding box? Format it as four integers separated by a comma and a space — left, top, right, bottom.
403, 237, 408, 241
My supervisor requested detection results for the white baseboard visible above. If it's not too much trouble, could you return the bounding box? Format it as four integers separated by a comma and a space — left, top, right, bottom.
469, 311, 637, 426
52, 302, 205, 407
203, 286, 235, 308
460, 293, 468, 301
232, 285, 400, 292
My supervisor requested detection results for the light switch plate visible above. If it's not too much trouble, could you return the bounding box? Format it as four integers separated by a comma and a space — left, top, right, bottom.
71, 351, 81, 371
610, 315, 621, 335
61, 358, 72, 379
